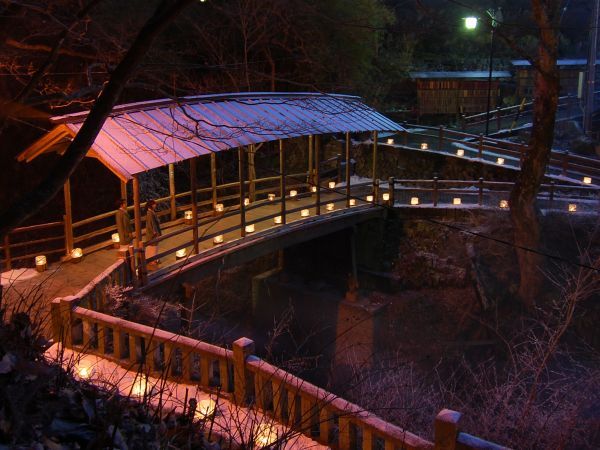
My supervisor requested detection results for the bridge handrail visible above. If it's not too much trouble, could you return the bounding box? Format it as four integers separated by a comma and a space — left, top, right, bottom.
1, 219, 66, 270
50, 265, 507, 449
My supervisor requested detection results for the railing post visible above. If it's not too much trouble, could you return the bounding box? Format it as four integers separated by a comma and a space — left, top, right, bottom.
433, 176, 439, 207
232, 337, 255, 405
438, 125, 444, 151
374, 179, 380, 205
460, 113, 466, 131
403, 130, 408, 146
549, 180, 555, 209
478, 134, 484, 160
3, 234, 11, 270
434, 409, 461, 450
388, 176, 395, 206
478, 177, 484, 206
336, 153, 342, 184
496, 107, 502, 131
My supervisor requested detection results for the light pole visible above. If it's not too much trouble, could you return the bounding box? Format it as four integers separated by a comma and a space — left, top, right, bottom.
465, 8, 502, 136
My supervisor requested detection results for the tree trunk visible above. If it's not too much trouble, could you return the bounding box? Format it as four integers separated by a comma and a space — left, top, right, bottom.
509, 0, 561, 309
0, 0, 193, 238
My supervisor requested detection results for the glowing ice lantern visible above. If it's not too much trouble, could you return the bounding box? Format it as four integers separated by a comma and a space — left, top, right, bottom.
255, 423, 278, 447
387, 138, 394, 145
77, 364, 93, 379
184, 210, 193, 225
499, 200, 509, 209
328, 181, 336, 189
464, 16, 478, 30
420, 142, 428, 150
195, 398, 216, 419
35, 255, 47, 272
71, 248, 83, 263
289, 190, 297, 198
215, 203, 224, 212
453, 198, 462, 205
131, 377, 147, 397
245, 224, 255, 233
301, 209, 310, 217
382, 192, 390, 202
583, 176, 592, 184
213, 235, 223, 245
349, 199, 356, 206
326, 203, 335, 211
410, 197, 419, 205
456, 149, 464, 157
568, 203, 577, 212
496, 157, 505, 165
175, 248, 187, 260
366, 195, 374, 202
111, 232, 120, 249
311, 186, 317, 193
274, 216, 282, 224
244, 198, 250, 206
268, 193, 276, 201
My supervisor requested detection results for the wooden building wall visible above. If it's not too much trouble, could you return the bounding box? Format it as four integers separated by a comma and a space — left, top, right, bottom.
416, 79, 500, 115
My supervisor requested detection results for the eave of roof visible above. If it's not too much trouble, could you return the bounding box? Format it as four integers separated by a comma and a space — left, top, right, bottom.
19, 92, 404, 181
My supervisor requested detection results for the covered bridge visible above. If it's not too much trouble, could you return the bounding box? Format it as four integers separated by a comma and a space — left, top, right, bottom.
14, 92, 403, 283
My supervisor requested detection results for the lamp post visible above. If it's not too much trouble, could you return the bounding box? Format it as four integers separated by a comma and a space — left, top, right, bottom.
465, 7, 502, 136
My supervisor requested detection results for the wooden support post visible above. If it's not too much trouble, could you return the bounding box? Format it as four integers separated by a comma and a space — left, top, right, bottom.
232, 337, 255, 405
562, 151, 569, 176
478, 134, 484, 159
219, 359, 230, 392
372, 130, 378, 186
168, 164, 176, 221
272, 380, 283, 420
210, 152, 217, 210
315, 135, 321, 215
190, 158, 199, 253
496, 107, 502, 131
345, 131, 351, 207
433, 176, 439, 207
132, 175, 146, 285
549, 181, 555, 209
239, 147, 247, 236
374, 179, 380, 205
63, 179, 74, 256
339, 417, 352, 449
434, 409, 461, 450
248, 144, 256, 202
403, 130, 408, 146
254, 373, 264, 410
438, 125, 444, 151
120, 180, 128, 205
363, 428, 374, 450
113, 329, 123, 360
129, 334, 137, 365
200, 356, 210, 388
279, 140, 287, 225
388, 177, 395, 206
308, 135, 314, 184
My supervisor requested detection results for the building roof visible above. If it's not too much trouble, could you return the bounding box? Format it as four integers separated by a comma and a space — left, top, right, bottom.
410, 71, 512, 80
18, 92, 403, 181
511, 59, 598, 67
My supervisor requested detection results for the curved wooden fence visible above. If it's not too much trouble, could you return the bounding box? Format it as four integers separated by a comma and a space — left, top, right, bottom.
50, 265, 508, 450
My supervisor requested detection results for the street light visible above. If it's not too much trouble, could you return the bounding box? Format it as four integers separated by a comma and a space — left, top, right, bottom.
465, 8, 502, 136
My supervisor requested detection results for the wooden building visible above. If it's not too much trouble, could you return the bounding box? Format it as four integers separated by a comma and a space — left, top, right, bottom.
511, 59, 597, 99
410, 70, 511, 116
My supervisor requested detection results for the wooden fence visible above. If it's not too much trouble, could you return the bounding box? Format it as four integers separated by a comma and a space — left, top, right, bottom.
50, 264, 509, 450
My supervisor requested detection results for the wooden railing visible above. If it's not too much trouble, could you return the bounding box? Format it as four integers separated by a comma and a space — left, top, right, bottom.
50, 267, 508, 450
396, 125, 600, 183
1, 220, 65, 270
459, 93, 583, 132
